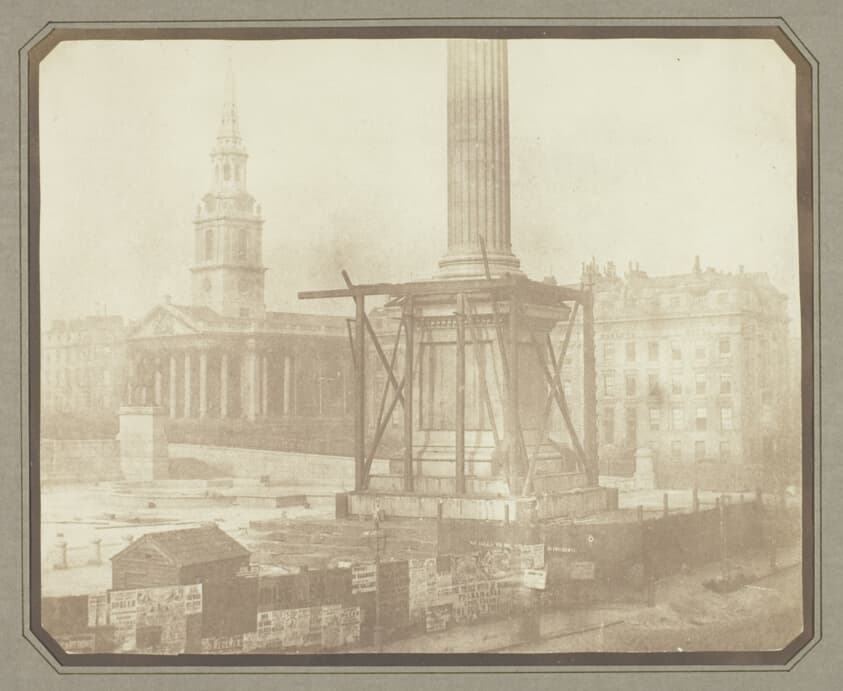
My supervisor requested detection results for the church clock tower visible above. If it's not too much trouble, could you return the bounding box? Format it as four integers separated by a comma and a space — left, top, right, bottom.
191, 62, 266, 320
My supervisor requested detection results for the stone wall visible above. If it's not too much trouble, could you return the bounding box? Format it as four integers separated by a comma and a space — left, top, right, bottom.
40, 439, 122, 484
168, 443, 389, 489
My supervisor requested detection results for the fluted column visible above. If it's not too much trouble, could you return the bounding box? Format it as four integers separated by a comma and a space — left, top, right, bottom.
169, 355, 177, 418
220, 352, 228, 418
438, 39, 521, 279
183, 352, 192, 418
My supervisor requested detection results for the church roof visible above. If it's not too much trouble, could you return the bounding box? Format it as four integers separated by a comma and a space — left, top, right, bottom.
128, 301, 349, 340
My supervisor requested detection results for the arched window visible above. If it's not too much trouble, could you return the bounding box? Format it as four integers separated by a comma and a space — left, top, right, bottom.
234, 165, 240, 182
224, 162, 231, 181
204, 228, 214, 260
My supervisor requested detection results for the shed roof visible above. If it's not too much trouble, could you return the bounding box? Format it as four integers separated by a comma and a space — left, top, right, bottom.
112, 524, 250, 567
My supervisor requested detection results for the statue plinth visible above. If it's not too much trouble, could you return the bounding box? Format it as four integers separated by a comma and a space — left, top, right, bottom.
117, 406, 169, 482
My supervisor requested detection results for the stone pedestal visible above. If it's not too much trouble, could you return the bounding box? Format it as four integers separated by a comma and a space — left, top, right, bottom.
633, 447, 656, 490
118, 406, 169, 482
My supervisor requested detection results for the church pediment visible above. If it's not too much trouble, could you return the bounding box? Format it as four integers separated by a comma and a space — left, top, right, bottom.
129, 305, 203, 339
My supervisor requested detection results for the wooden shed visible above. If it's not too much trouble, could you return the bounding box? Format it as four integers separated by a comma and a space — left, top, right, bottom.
111, 524, 250, 591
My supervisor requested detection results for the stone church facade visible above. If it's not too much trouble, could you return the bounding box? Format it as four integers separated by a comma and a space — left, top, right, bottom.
125, 66, 352, 435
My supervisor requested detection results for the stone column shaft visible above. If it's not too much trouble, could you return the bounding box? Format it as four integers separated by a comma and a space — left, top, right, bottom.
283, 355, 292, 415
244, 342, 257, 422
439, 39, 520, 278
154, 359, 162, 406
199, 350, 208, 418
169, 355, 177, 418
184, 352, 192, 418
220, 353, 228, 418
261, 355, 269, 416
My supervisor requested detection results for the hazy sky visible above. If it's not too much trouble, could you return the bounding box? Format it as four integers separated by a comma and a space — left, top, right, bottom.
39, 38, 798, 325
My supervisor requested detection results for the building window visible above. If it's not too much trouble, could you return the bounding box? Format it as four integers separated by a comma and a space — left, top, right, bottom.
720, 441, 731, 462
719, 337, 731, 356
625, 373, 637, 397
625, 408, 637, 447
626, 341, 636, 362
671, 341, 682, 361
603, 343, 615, 365
602, 371, 614, 397
671, 406, 684, 430
720, 406, 733, 430
670, 440, 682, 461
720, 372, 732, 394
695, 407, 708, 431
648, 373, 659, 396
649, 408, 660, 431
648, 341, 659, 362
695, 440, 706, 461
695, 372, 707, 395
671, 375, 682, 395
602, 408, 615, 444
695, 342, 706, 360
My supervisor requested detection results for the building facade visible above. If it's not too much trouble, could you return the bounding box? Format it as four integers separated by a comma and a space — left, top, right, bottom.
559, 258, 792, 477
41, 315, 129, 415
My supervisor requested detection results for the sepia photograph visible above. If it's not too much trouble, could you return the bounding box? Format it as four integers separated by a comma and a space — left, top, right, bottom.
32, 30, 810, 662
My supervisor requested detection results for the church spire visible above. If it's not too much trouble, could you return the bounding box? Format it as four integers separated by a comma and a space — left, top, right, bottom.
210, 59, 248, 194
218, 59, 240, 140
193, 58, 266, 320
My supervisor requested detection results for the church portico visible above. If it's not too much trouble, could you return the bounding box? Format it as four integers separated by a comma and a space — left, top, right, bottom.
123, 61, 354, 453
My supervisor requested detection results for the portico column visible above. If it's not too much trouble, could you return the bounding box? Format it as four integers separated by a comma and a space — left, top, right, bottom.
245, 340, 257, 422
169, 354, 177, 418
199, 350, 208, 418
282, 355, 291, 415
154, 358, 162, 406
220, 352, 228, 418
261, 354, 269, 417
184, 351, 192, 418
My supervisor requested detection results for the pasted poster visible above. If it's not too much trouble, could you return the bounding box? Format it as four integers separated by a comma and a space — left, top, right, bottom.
200, 634, 244, 654
351, 563, 377, 594
425, 604, 452, 633
87, 592, 108, 628
320, 604, 343, 649
339, 606, 361, 646
183, 583, 203, 614
108, 589, 139, 652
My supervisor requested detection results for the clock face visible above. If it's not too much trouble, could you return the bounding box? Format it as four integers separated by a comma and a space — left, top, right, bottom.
238, 277, 251, 296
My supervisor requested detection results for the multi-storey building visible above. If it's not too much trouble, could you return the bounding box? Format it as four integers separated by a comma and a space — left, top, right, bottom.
558, 258, 792, 477
41, 315, 129, 414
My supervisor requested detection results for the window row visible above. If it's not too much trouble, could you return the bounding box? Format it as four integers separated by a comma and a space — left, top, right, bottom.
601, 371, 732, 397
601, 337, 732, 365
600, 405, 734, 442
